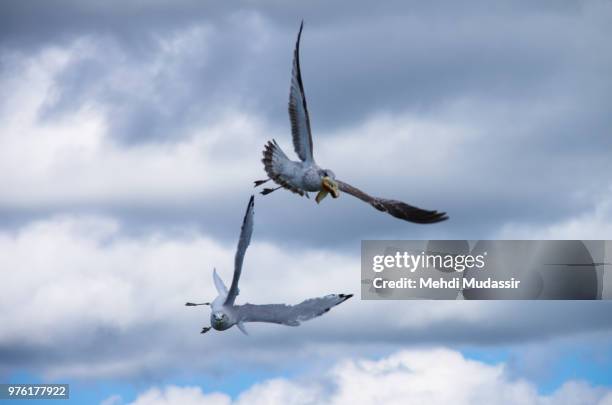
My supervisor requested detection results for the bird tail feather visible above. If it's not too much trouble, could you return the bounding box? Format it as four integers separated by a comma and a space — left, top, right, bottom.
261, 140, 304, 196
236, 322, 249, 336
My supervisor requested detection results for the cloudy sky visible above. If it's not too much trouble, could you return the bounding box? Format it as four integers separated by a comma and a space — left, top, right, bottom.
1, 0, 612, 404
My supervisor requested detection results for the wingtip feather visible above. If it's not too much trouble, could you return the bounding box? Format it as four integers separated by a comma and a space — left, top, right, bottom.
242, 196, 255, 223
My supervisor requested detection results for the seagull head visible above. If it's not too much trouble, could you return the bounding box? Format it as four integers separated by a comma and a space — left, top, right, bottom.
211, 311, 230, 330
316, 169, 339, 203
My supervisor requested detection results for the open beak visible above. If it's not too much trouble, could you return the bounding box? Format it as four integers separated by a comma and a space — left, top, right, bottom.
315, 176, 340, 204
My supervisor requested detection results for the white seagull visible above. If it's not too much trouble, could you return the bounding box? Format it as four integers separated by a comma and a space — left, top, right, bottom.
255, 22, 448, 224
185, 196, 353, 335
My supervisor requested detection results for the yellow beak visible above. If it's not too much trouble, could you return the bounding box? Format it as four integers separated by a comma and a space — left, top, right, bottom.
315, 176, 340, 204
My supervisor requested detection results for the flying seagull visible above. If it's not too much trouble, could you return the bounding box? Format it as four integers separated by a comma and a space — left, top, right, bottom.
185, 195, 353, 335
254, 22, 448, 224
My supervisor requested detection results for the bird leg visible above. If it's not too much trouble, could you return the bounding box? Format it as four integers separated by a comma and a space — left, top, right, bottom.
254, 179, 270, 187
200, 326, 212, 334
185, 302, 210, 306
261, 186, 282, 195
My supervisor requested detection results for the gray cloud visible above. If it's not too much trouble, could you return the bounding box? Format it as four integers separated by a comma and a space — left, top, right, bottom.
5, 1, 611, 142
0, 0, 610, 244
2, 0, 612, 386
0, 215, 611, 382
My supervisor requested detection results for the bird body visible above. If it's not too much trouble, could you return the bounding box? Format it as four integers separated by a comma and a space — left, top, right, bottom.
208, 270, 237, 331
263, 140, 332, 193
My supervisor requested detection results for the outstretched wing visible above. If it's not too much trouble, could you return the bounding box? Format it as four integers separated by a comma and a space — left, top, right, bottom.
225, 196, 255, 306
289, 21, 315, 163
337, 180, 448, 224
235, 294, 352, 326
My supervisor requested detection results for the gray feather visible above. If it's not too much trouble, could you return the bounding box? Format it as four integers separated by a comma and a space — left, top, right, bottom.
337, 180, 448, 224
289, 21, 315, 163
225, 196, 255, 306
235, 294, 352, 326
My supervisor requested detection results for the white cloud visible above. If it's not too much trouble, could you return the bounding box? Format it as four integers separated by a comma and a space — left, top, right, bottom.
0, 214, 369, 377
0, 30, 469, 226
100, 394, 123, 405
0, 213, 362, 336
6, 20, 610, 246
0, 31, 267, 210
127, 386, 230, 405
116, 349, 612, 405
2, 0, 612, 248
2, 7, 612, 384
317, 112, 476, 186
2, 215, 612, 379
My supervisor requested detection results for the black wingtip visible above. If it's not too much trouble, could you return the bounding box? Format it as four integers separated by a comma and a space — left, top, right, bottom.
243, 195, 254, 215
417, 211, 449, 224
339, 293, 354, 301
296, 21, 304, 47
243, 195, 255, 221
390, 202, 449, 224
430, 212, 449, 224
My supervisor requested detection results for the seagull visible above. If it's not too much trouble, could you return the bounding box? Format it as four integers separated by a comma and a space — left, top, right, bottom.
254, 22, 448, 224
185, 195, 353, 335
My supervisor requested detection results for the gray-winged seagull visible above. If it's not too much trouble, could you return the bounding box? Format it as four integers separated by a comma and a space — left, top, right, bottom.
254, 22, 448, 224
185, 196, 352, 335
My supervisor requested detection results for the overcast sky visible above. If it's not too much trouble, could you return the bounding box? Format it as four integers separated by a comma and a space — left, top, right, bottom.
1, 1, 612, 404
